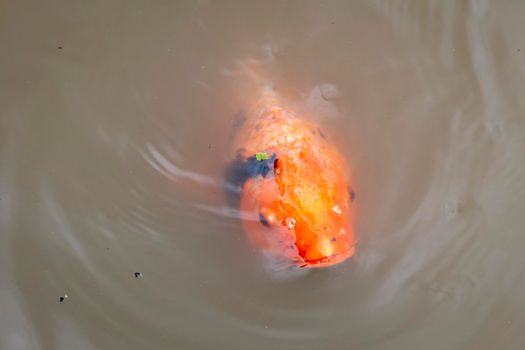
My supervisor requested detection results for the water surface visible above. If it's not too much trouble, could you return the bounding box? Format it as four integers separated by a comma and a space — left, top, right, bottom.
1, 1, 525, 349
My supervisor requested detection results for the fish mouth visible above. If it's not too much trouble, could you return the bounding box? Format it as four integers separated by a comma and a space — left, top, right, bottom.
297, 247, 355, 268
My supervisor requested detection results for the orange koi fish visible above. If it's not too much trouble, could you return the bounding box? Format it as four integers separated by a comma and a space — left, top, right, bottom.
226, 86, 355, 268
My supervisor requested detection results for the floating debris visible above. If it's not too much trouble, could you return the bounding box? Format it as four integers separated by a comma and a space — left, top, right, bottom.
58, 293, 68, 303
134, 272, 142, 278
255, 152, 269, 161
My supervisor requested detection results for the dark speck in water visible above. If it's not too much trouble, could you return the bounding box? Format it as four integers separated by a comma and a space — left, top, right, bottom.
134, 272, 142, 278
57, 46, 63, 50
58, 293, 68, 303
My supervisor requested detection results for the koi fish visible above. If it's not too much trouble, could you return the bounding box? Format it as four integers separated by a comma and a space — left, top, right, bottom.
226, 85, 356, 268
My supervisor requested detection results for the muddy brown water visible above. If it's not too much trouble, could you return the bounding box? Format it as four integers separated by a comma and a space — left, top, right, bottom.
2, 1, 525, 349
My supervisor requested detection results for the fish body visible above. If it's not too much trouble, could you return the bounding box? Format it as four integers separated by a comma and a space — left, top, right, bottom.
226, 88, 355, 268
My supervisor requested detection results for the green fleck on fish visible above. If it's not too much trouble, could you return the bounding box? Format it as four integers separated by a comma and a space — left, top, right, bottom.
255, 152, 269, 161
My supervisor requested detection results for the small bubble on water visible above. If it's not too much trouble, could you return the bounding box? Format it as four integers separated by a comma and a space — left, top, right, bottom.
445, 199, 464, 218
319, 83, 339, 100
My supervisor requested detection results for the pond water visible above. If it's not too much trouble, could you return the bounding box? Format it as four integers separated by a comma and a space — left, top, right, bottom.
1, 1, 525, 349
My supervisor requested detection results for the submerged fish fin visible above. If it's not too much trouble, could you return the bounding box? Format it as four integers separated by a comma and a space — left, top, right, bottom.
224, 153, 277, 207
261, 253, 306, 272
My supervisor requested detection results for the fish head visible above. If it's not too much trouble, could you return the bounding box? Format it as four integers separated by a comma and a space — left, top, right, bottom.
240, 153, 355, 268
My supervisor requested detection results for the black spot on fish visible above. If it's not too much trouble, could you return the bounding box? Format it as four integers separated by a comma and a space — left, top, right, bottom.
317, 128, 327, 140
225, 153, 277, 207
259, 213, 270, 227
349, 188, 356, 202
331, 237, 337, 242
